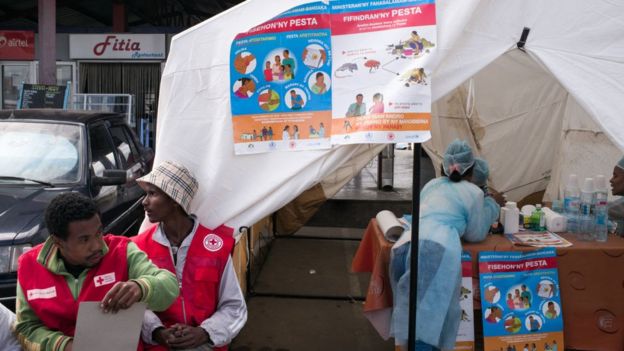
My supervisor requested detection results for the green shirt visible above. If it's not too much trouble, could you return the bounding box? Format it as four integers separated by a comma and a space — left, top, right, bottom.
13, 237, 179, 351
346, 102, 366, 117
282, 57, 295, 72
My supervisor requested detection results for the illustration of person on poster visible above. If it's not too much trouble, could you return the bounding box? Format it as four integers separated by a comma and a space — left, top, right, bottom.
230, 2, 332, 154
454, 252, 475, 351
479, 248, 564, 351
329, 0, 435, 144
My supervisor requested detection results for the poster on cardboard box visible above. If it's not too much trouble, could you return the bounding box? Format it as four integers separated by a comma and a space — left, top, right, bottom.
455, 251, 475, 351
329, 0, 434, 145
479, 248, 564, 351
230, 2, 332, 154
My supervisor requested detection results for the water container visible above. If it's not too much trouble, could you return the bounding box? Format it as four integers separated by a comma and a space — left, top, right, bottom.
551, 199, 563, 213
578, 178, 594, 240
563, 174, 580, 234
593, 175, 608, 242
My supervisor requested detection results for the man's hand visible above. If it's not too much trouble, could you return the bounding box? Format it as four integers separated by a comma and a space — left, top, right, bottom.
153, 327, 176, 347
167, 324, 211, 349
489, 188, 506, 207
100, 281, 142, 313
64, 340, 73, 351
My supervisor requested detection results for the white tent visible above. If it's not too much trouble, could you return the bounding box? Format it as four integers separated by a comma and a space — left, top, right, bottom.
425, 0, 624, 204
153, 0, 624, 236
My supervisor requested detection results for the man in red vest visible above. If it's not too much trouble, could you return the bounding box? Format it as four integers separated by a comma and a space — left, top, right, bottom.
14, 193, 180, 351
132, 161, 247, 350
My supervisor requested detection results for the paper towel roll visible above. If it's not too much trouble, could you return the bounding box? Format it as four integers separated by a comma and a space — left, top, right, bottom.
542, 207, 567, 232
376, 210, 404, 242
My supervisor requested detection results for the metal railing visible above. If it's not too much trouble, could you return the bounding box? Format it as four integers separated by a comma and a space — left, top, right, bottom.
71, 93, 136, 127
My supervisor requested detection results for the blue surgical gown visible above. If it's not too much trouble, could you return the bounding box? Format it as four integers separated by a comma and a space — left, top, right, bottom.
390, 177, 500, 349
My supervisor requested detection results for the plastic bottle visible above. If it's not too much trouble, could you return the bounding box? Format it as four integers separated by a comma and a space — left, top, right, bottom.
552, 199, 564, 213
521, 205, 535, 229
523, 213, 531, 229
563, 174, 580, 234
531, 204, 545, 231
503, 202, 520, 234
578, 178, 595, 240
593, 175, 608, 242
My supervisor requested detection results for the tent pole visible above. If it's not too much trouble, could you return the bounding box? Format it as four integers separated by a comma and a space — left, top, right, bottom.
408, 143, 421, 351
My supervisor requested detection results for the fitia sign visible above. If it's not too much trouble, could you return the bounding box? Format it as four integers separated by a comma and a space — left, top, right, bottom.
69, 34, 166, 60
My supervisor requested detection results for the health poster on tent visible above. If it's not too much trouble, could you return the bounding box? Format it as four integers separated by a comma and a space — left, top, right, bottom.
230, 2, 332, 154
455, 252, 475, 351
479, 248, 564, 351
329, 0, 435, 144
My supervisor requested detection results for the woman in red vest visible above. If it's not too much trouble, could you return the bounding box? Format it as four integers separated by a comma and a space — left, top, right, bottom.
132, 161, 247, 350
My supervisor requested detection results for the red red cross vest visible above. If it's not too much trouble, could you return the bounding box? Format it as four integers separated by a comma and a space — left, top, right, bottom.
132, 223, 235, 351
17, 235, 134, 341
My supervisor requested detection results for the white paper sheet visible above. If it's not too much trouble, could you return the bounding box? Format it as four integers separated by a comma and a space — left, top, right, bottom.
73, 302, 146, 351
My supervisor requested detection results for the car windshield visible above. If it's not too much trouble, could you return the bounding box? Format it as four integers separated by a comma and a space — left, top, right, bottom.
0, 121, 82, 184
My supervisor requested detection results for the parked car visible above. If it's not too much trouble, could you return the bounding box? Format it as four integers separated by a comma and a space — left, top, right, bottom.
395, 142, 409, 150
0, 109, 153, 309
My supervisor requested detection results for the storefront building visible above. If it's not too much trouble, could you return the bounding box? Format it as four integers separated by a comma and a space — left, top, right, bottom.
0, 1, 242, 147
69, 33, 166, 130
0, 30, 167, 147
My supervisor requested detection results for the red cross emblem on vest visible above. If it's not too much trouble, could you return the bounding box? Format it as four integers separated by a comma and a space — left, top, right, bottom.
203, 234, 224, 252
94, 272, 116, 287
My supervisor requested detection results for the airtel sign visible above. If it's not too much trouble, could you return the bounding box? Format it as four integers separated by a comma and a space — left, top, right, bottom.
70, 34, 166, 60
0, 31, 35, 60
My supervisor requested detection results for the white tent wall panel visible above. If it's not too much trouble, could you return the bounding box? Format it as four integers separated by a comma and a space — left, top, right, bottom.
473, 51, 568, 202
544, 96, 622, 202
532, 49, 624, 152
426, 50, 569, 203
425, 86, 476, 176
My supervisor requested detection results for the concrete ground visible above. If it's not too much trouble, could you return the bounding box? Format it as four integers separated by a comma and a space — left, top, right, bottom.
231, 230, 395, 351
231, 296, 393, 351
231, 148, 432, 351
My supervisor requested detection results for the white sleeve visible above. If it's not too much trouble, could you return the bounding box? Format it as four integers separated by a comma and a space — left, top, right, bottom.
140, 310, 165, 345
200, 256, 247, 347
1, 303, 22, 350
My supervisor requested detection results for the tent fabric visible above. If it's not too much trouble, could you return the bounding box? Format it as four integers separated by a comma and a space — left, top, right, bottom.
152, 0, 624, 237
426, 50, 571, 202
152, 0, 389, 236
426, 0, 624, 203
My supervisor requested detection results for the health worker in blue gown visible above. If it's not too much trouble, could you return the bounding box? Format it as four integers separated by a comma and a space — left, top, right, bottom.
390, 140, 504, 351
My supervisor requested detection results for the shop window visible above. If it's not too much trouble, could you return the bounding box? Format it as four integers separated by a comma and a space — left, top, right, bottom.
56, 64, 73, 87
2, 65, 30, 109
